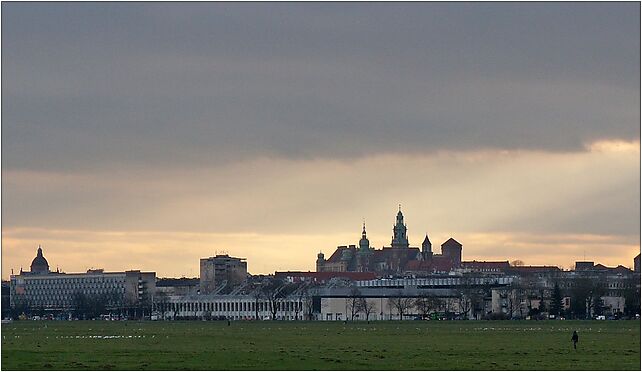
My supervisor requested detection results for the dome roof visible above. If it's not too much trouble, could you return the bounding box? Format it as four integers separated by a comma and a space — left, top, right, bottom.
30, 246, 49, 273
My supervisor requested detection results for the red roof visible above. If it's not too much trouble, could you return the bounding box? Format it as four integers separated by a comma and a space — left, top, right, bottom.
326, 246, 356, 263
405, 260, 429, 271
431, 256, 455, 272
404, 256, 454, 273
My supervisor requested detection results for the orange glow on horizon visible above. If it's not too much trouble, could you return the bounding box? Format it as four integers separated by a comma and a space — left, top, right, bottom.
2, 227, 639, 280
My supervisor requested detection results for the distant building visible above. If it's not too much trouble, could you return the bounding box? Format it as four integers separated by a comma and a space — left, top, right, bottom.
156, 277, 200, 296
461, 261, 510, 273
507, 265, 562, 276
163, 275, 516, 321
575, 261, 595, 271
199, 255, 248, 294
9, 246, 156, 311
573, 261, 633, 275
274, 271, 377, 283
316, 207, 463, 276
634, 254, 640, 273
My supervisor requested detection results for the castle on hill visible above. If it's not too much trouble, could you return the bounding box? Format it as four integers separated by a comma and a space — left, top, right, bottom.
315, 207, 462, 276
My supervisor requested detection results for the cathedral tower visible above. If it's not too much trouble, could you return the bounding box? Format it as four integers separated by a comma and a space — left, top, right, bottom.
359, 222, 370, 252
357, 222, 372, 272
391, 205, 409, 249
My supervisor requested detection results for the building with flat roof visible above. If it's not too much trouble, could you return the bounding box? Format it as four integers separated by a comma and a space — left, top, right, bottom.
9, 246, 155, 313
199, 255, 248, 294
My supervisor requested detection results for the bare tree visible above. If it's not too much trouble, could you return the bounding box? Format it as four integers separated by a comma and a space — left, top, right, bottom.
293, 281, 310, 320
356, 298, 376, 323
389, 292, 414, 320
429, 297, 445, 315
279, 283, 299, 319
470, 286, 490, 320
260, 278, 286, 320
414, 296, 436, 319
251, 285, 263, 320
415, 297, 432, 319
457, 294, 472, 319
457, 276, 484, 319
153, 291, 169, 318
346, 287, 362, 321
518, 275, 545, 318
302, 285, 317, 321
504, 283, 526, 319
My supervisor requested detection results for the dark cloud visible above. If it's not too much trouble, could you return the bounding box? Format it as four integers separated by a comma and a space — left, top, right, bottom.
2, 3, 639, 171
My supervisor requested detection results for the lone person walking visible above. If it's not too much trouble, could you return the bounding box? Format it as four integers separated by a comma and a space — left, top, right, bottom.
571, 330, 579, 349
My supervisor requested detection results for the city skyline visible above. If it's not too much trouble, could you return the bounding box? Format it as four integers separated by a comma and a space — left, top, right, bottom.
2, 3, 640, 279
5, 202, 640, 280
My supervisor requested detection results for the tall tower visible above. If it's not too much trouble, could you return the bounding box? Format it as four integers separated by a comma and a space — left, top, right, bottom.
441, 238, 462, 268
357, 222, 373, 272
359, 222, 370, 252
391, 205, 409, 249
422, 234, 433, 260
316, 252, 326, 272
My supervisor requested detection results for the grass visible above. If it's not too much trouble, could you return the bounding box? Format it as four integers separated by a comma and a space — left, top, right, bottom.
1, 320, 640, 370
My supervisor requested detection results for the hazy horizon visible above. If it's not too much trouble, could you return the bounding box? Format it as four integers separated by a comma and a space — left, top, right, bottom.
2, 2, 640, 279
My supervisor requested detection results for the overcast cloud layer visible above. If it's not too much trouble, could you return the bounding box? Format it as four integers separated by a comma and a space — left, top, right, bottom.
3, 3, 639, 171
2, 3, 640, 277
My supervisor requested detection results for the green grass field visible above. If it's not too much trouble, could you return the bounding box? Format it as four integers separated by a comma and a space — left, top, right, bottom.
1, 320, 640, 370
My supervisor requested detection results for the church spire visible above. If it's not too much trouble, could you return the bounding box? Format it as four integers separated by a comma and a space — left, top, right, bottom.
422, 233, 433, 260
422, 234, 432, 252
359, 221, 370, 251
391, 207, 409, 249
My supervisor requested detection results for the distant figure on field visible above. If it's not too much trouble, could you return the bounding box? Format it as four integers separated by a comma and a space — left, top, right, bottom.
227, 319, 231, 326
571, 330, 579, 349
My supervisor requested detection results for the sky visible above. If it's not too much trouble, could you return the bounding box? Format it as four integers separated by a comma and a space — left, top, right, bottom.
2, 2, 640, 279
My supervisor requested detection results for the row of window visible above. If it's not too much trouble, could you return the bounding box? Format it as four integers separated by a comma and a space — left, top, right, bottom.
28, 288, 125, 297
26, 277, 126, 285
559, 282, 630, 289
26, 283, 124, 290
23, 299, 123, 307
169, 301, 304, 313
357, 278, 510, 287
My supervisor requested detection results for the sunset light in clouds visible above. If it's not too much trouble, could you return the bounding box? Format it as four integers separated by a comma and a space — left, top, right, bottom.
2, 3, 639, 279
